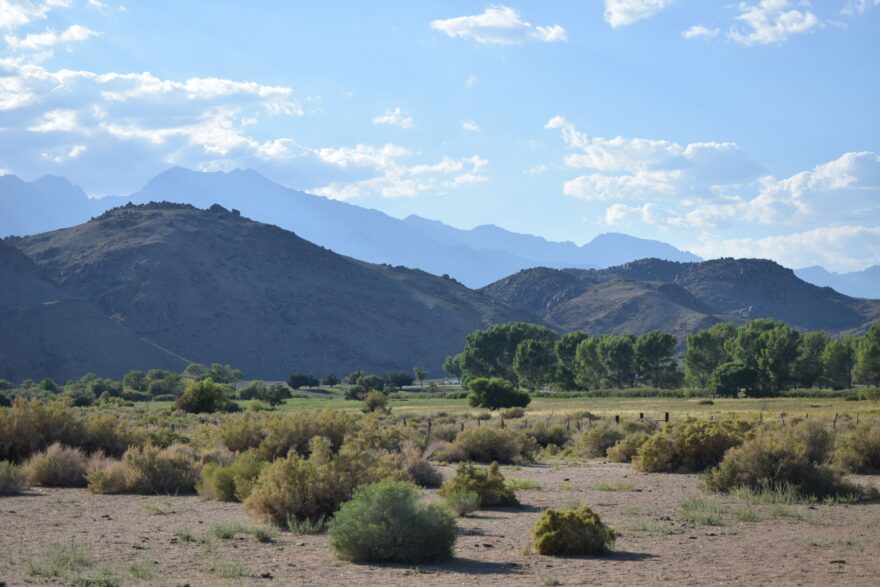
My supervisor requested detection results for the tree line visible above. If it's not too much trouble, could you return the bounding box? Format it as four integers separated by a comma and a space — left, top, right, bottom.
443, 320, 880, 396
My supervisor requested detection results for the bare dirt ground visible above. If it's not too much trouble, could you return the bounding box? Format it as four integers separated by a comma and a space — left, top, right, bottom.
1, 463, 878, 586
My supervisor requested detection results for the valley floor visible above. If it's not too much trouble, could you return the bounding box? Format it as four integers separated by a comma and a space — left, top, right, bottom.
1, 463, 878, 586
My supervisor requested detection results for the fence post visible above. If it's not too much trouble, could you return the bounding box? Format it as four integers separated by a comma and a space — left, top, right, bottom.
500, 417, 505, 429
639, 412, 644, 421
833, 413, 838, 430
615, 415, 620, 425
780, 414, 785, 427
664, 412, 669, 423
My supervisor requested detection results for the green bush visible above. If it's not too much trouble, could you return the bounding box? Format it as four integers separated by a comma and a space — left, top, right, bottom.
244, 437, 401, 526
453, 427, 537, 464
576, 423, 625, 458
499, 406, 526, 419
635, 419, 751, 473
256, 410, 353, 461
467, 377, 531, 410
439, 462, 518, 507
198, 453, 266, 501
328, 480, 456, 563
404, 455, 443, 488
606, 431, 650, 463
444, 489, 481, 516
706, 432, 861, 499
361, 390, 389, 413
532, 506, 616, 556
25, 443, 88, 487
835, 422, 880, 473
526, 421, 571, 448
123, 444, 200, 494
0, 461, 26, 495
217, 414, 267, 453
87, 459, 136, 494
174, 379, 231, 413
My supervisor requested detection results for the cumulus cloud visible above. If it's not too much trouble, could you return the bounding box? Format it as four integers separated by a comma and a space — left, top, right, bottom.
604, 0, 674, 28
461, 119, 480, 132
5, 23, 98, 52
312, 146, 488, 200
693, 226, 880, 272
728, 0, 820, 46
372, 106, 413, 129
430, 5, 566, 45
682, 25, 719, 39
841, 0, 880, 16
0, 0, 70, 31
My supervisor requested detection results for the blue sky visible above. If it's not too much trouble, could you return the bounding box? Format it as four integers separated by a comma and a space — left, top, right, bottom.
1, 0, 879, 271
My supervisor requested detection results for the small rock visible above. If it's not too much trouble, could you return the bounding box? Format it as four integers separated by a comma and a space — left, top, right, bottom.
296, 541, 305, 546
482, 543, 494, 548
260, 572, 273, 579
132, 545, 146, 550
830, 560, 847, 565
688, 536, 697, 540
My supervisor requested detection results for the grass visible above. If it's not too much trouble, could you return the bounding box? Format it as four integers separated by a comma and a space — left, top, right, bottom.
506, 477, 542, 491
128, 559, 157, 579
26, 541, 93, 578
140, 499, 175, 515
679, 497, 726, 526
560, 482, 573, 491
594, 481, 636, 492
173, 527, 197, 542
287, 515, 326, 534
209, 523, 278, 543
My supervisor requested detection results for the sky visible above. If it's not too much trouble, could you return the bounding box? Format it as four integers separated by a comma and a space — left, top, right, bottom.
1, 0, 879, 272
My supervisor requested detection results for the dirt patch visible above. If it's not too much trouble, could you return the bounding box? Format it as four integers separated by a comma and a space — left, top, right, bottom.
1, 463, 878, 586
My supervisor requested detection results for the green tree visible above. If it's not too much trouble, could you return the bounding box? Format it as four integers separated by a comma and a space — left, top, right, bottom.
467, 377, 531, 409
383, 371, 414, 390
122, 370, 148, 392
287, 373, 318, 389
513, 339, 557, 391
792, 331, 830, 389
413, 367, 427, 388
822, 338, 856, 390
708, 361, 757, 397
461, 323, 558, 384
362, 390, 389, 413
597, 335, 636, 388
175, 378, 230, 413
635, 330, 677, 388
683, 323, 736, 390
39, 378, 57, 392
756, 323, 801, 392
257, 383, 291, 406
554, 332, 591, 390
853, 325, 880, 387
442, 354, 463, 383
574, 337, 604, 390
321, 373, 339, 386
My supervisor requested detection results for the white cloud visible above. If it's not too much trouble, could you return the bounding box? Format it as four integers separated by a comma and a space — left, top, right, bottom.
841, 0, 880, 16
430, 5, 566, 45
461, 119, 480, 132
372, 106, 413, 129
693, 226, 880, 272
87, 0, 107, 9
313, 146, 488, 200
604, 0, 674, 28
4, 23, 98, 55
682, 25, 719, 39
465, 74, 477, 88
0, 0, 70, 31
728, 0, 820, 46
28, 107, 78, 132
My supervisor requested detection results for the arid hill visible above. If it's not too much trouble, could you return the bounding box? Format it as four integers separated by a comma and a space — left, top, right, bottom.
0, 239, 186, 381
480, 259, 880, 338
9, 203, 531, 380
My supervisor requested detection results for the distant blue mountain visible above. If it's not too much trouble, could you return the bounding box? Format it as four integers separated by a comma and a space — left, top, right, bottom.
796, 265, 880, 300
3, 166, 701, 287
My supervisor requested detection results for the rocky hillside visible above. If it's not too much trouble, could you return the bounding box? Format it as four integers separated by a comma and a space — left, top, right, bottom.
480, 258, 880, 337
0, 239, 186, 381
9, 203, 531, 380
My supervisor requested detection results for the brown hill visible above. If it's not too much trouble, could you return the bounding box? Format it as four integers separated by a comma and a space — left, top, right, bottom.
480, 258, 880, 337
10, 203, 530, 380
0, 239, 186, 382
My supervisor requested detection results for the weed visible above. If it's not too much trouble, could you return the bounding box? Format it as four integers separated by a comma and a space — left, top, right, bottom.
679, 497, 725, 526
26, 541, 93, 578
594, 481, 635, 492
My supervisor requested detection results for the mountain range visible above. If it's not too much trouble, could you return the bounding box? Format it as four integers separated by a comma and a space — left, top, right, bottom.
480, 260, 880, 339
2, 167, 700, 288
794, 266, 880, 300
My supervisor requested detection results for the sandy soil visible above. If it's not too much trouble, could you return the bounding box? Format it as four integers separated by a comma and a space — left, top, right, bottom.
1, 463, 878, 586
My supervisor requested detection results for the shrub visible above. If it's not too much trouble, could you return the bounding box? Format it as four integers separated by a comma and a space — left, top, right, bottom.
467, 377, 531, 409
0, 461, 26, 495
835, 422, 880, 473
217, 414, 266, 453
708, 361, 757, 397
526, 421, 570, 449
404, 457, 443, 488
256, 410, 353, 461
706, 434, 861, 499
123, 444, 200, 494
635, 419, 751, 473
361, 391, 389, 413
328, 480, 456, 563
174, 379, 231, 413
244, 437, 401, 526
198, 454, 267, 501
25, 443, 88, 487
576, 424, 625, 458
532, 506, 616, 556
444, 489, 481, 516
87, 459, 136, 494
499, 406, 526, 419
606, 432, 650, 463
428, 440, 467, 463
439, 462, 518, 507
453, 427, 537, 464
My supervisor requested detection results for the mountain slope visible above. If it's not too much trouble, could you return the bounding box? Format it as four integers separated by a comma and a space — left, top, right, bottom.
0, 239, 186, 381
12, 203, 532, 379
796, 265, 880, 299
481, 258, 880, 337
